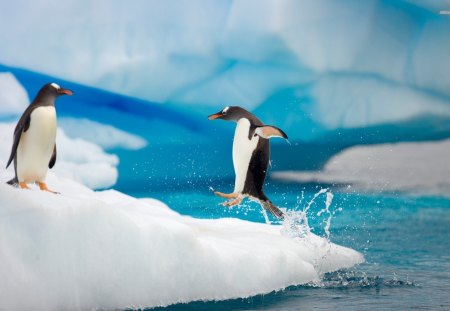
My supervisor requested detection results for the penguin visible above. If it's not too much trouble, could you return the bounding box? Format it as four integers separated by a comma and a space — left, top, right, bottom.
6, 83, 73, 193
208, 106, 288, 219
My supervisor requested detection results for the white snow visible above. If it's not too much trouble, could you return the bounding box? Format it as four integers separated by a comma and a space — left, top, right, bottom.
0, 72, 29, 116
0, 173, 363, 310
0, 122, 118, 189
272, 139, 450, 196
0, 1, 449, 137
59, 118, 147, 150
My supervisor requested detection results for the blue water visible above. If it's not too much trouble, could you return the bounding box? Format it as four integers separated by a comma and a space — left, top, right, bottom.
129, 182, 450, 310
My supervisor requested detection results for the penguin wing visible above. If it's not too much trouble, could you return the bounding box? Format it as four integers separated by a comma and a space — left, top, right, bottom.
49, 144, 57, 169
6, 109, 32, 169
254, 126, 288, 140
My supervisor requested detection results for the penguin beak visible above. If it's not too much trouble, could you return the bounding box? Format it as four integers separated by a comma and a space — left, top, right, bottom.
58, 88, 74, 96
208, 112, 223, 120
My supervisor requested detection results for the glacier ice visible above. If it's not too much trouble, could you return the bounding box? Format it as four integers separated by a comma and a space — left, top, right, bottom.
0, 0, 449, 141
0, 173, 363, 310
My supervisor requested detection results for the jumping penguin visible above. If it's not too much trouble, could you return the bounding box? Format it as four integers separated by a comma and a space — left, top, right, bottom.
6, 83, 73, 193
208, 106, 288, 219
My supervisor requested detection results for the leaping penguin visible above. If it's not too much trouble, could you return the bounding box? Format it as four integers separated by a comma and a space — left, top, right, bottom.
6, 83, 73, 193
208, 106, 288, 219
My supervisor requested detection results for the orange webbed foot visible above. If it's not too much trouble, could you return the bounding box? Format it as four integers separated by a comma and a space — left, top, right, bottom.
38, 182, 60, 195
221, 195, 244, 207
214, 191, 239, 199
19, 182, 30, 190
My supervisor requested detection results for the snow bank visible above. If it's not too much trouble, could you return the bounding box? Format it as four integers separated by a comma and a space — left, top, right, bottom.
0, 122, 118, 189
0, 173, 363, 310
272, 139, 450, 195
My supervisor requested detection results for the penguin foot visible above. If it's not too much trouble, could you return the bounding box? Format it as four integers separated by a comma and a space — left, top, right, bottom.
221, 195, 243, 207
214, 191, 239, 199
19, 182, 30, 190
38, 182, 60, 194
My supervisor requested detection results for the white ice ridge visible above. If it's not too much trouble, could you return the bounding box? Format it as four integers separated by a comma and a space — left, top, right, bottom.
272, 139, 450, 196
0, 174, 363, 310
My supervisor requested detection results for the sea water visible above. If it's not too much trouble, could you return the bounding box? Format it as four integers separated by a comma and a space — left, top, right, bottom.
129, 181, 450, 310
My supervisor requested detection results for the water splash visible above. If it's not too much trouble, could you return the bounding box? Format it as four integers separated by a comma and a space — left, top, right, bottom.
304, 188, 328, 214
261, 208, 270, 224
281, 188, 335, 241
281, 209, 310, 239
317, 191, 334, 240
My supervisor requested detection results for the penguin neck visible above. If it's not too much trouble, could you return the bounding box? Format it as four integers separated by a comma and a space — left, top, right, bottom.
33, 97, 56, 107
234, 118, 253, 141
236, 114, 263, 127
235, 118, 250, 132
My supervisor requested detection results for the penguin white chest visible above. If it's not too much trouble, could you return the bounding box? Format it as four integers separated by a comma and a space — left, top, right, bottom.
232, 118, 259, 193
17, 106, 57, 182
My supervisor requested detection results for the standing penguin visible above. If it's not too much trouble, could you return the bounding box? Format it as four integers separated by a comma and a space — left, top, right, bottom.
6, 83, 73, 193
208, 106, 288, 219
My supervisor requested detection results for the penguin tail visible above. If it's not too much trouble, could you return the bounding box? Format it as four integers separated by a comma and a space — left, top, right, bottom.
7, 177, 18, 186
260, 199, 285, 219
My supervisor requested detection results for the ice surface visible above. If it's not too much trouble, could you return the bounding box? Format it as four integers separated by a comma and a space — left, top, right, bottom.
272, 139, 450, 196
0, 122, 118, 189
0, 1, 449, 138
0, 173, 363, 310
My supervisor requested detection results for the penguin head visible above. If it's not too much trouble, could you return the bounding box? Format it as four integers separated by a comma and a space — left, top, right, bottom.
208, 106, 250, 122
35, 83, 74, 103
48, 83, 74, 97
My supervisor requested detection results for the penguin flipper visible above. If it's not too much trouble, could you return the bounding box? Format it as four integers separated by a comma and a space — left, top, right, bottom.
260, 199, 285, 219
6, 114, 30, 169
49, 144, 57, 169
255, 125, 288, 140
